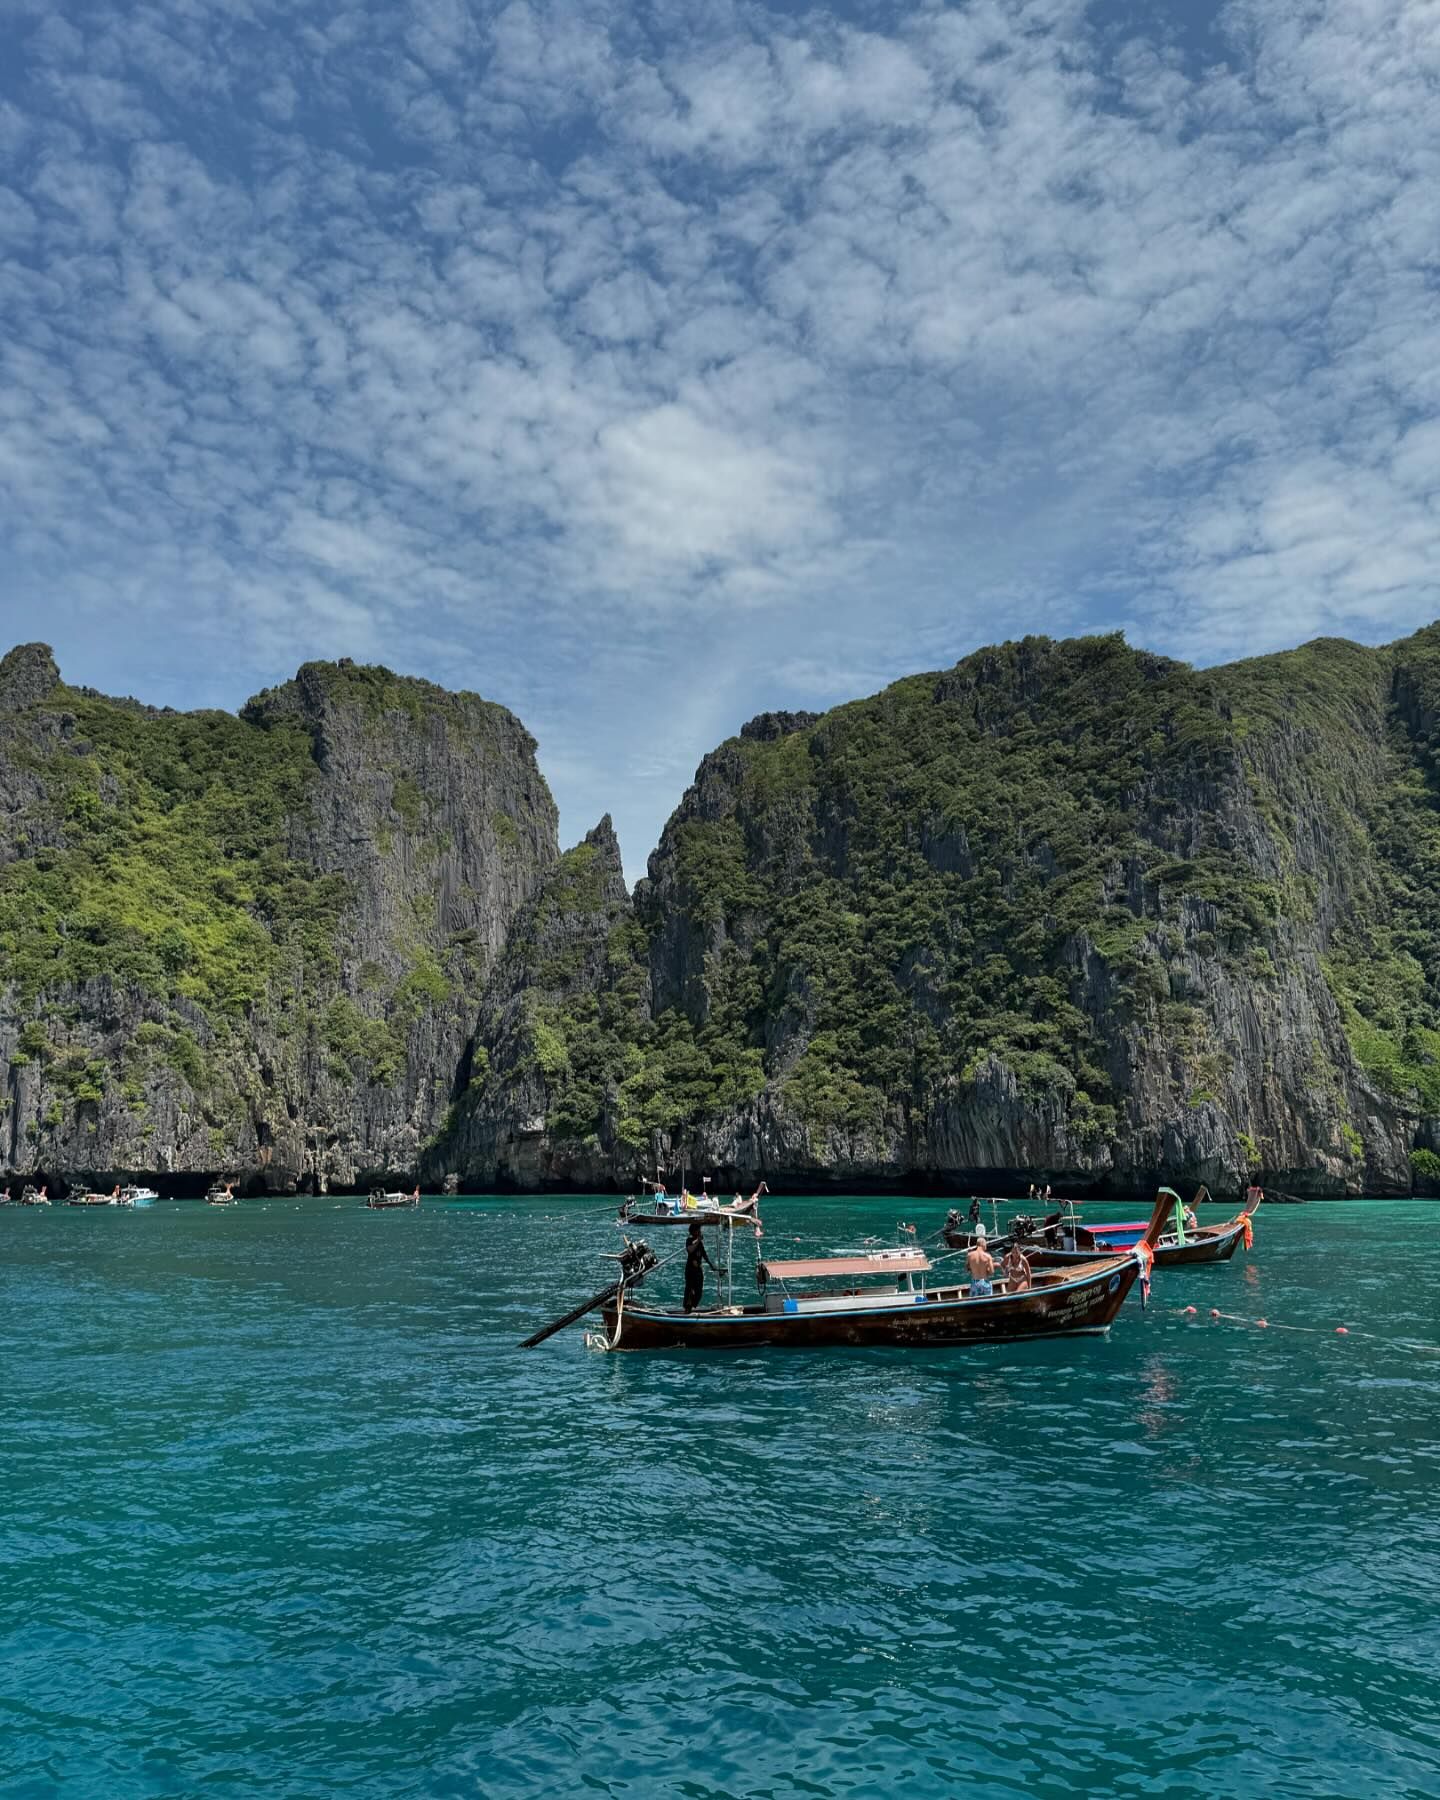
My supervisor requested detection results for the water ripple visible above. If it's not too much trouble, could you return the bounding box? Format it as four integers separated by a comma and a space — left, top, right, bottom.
2, 1198, 1438, 1797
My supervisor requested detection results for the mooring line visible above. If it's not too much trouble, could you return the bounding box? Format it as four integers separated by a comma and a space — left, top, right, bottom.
1170, 1306, 1440, 1354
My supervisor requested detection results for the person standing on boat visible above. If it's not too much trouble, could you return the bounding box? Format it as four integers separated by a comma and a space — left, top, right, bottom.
966, 1237, 996, 1296
1003, 1241, 1032, 1292
683, 1222, 716, 1313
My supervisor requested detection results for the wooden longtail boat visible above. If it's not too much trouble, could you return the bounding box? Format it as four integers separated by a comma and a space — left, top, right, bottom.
67, 1187, 130, 1207
616, 1196, 762, 1229
617, 1180, 767, 1230
1016, 1189, 1261, 1270
366, 1187, 421, 1209
528, 1188, 1176, 1354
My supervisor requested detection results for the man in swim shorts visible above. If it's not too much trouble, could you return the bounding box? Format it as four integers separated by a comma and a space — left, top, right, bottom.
966, 1238, 996, 1297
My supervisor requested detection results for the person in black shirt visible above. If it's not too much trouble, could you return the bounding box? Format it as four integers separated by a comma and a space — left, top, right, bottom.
683, 1222, 716, 1312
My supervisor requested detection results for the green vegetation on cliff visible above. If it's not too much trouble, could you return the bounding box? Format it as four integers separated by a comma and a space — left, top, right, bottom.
0, 649, 556, 1182
0, 692, 342, 1015
8, 625, 1440, 1193
520, 626, 1440, 1189
624, 634, 1286, 1147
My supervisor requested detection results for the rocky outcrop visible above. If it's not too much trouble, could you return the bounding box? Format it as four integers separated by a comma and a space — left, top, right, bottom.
425, 817, 645, 1189
0, 643, 60, 711
0, 654, 557, 1192
518, 628, 1436, 1198
5, 627, 1440, 1197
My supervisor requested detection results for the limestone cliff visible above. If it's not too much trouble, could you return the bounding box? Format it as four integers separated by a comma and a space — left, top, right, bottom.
6, 628, 1440, 1198
0, 651, 556, 1190
438, 627, 1440, 1197
426, 816, 643, 1188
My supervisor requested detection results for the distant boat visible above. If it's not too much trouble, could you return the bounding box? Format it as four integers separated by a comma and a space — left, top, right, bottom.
68, 1186, 130, 1208
17, 1185, 50, 1207
618, 1180, 768, 1229
366, 1186, 420, 1209
120, 1185, 158, 1207
206, 1182, 237, 1206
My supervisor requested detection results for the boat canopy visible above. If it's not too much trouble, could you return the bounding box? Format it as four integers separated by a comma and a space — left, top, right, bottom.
760, 1249, 932, 1281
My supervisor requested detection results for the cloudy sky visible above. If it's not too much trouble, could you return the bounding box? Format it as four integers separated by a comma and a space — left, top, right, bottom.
2, 0, 1438, 877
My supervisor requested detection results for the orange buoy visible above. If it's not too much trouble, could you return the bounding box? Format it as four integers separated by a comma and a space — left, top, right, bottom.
1184, 1305, 1197, 1315
1256, 1318, 1268, 1328
1336, 1326, 1349, 1335
1209, 1308, 1220, 1318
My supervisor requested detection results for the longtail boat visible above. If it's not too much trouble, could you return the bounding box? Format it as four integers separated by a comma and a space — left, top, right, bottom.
67, 1186, 131, 1207
617, 1179, 767, 1230
616, 1194, 763, 1229
1000, 1188, 1261, 1270
521, 1188, 1175, 1354
366, 1186, 421, 1209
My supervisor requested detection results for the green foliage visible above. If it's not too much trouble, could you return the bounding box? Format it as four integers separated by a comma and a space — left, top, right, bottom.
0, 691, 347, 1019
529, 1005, 571, 1080
783, 1032, 885, 1135
322, 996, 404, 1086
1308, 630, 1440, 1114
1340, 1123, 1364, 1159
0, 667, 501, 1141
590, 626, 1440, 1163
1410, 1148, 1440, 1181
391, 776, 424, 827
397, 950, 449, 1008
50, 1048, 108, 1106
626, 633, 1286, 1146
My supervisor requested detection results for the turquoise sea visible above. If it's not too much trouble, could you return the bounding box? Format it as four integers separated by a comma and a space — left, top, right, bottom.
3, 1196, 1438, 1798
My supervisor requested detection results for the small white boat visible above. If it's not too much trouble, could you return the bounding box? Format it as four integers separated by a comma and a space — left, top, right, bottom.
366, 1187, 421, 1209
206, 1183, 237, 1206
68, 1188, 131, 1208
120, 1185, 158, 1208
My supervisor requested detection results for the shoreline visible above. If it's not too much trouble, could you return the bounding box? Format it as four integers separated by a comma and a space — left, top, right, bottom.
4, 1167, 1430, 1204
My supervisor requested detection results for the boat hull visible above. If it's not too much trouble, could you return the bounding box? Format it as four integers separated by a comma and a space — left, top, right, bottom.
599, 1258, 1140, 1351
1023, 1219, 1249, 1269
617, 1205, 757, 1228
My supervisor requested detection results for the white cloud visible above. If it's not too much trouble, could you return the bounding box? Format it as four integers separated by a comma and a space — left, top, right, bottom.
0, 0, 1437, 874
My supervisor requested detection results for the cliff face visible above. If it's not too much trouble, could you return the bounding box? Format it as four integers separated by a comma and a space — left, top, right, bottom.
0, 651, 556, 1190
438, 628, 1440, 1197
426, 816, 644, 1188
6, 628, 1440, 1196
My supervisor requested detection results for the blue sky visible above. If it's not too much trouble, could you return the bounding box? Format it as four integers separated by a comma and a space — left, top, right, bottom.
2, 0, 1438, 881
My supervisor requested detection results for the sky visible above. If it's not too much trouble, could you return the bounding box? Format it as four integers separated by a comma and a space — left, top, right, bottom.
1, 0, 1438, 881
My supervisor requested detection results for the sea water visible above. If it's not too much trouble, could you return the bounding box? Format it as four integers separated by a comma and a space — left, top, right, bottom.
2, 1197, 1438, 1798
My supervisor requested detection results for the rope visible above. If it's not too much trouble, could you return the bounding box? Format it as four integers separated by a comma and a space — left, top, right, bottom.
1170, 1305, 1440, 1354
